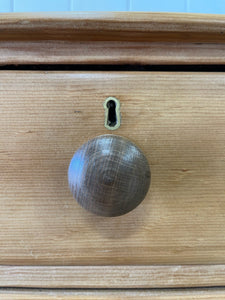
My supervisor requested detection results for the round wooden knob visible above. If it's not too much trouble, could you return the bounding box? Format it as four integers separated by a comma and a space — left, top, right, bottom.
68, 135, 151, 217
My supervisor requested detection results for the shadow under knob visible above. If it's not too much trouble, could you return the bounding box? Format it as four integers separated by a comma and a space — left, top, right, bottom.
68, 134, 151, 217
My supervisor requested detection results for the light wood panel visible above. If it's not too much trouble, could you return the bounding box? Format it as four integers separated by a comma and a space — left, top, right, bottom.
1, 265, 225, 288
1, 13, 225, 65
1, 288, 225, 300
1, 72, 225, 266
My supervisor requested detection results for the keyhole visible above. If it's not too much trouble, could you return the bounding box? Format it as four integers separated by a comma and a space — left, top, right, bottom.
104, 97, 121, 130
107, 100, 117, 127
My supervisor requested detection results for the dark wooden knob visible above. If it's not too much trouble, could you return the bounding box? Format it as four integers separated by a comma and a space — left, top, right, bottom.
68, 135, 151, 217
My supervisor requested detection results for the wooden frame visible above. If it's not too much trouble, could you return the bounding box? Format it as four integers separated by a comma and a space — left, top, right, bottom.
0, 12, 225, 65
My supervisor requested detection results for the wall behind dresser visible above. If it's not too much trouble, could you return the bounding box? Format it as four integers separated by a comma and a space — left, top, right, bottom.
0, 0, 224, 14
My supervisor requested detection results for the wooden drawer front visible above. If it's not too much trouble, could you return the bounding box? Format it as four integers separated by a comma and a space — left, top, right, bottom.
1, 71, 225, 266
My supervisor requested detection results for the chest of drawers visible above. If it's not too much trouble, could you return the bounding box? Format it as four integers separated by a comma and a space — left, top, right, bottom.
1, 12, 225, 298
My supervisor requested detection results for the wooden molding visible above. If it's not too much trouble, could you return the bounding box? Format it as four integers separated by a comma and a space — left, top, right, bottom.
1, 12, 225, 65
0, 265, 225, 288
1, 288, 225, 299
1, 12, 225, 42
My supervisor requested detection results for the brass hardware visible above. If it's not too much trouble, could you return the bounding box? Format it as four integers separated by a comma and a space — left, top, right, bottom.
104, 97, 121, 130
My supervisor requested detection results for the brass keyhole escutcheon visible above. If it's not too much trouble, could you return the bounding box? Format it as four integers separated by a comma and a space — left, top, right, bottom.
104, 97, 121, 130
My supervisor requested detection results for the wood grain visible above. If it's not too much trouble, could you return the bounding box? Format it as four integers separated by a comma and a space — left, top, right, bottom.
1, 71, 225, 266
1, 13, 225, 65
1, 265, 225, 288
1, 288, 225, 299
68, 135, 150, 216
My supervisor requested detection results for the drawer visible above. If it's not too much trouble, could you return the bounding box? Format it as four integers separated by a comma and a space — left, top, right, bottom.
1, 70, 225, 269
